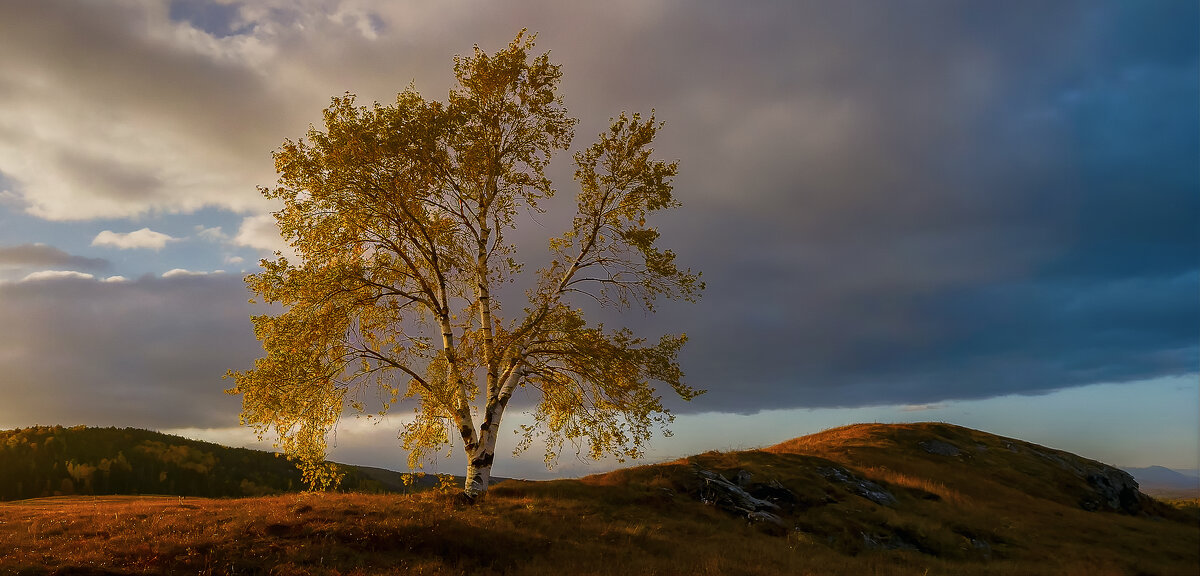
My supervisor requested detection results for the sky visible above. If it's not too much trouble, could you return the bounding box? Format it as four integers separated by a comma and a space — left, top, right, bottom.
0, 0, 1196, 479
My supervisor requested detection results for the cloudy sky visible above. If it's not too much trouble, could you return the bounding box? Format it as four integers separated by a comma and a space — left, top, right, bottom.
0, 0, 1196, 479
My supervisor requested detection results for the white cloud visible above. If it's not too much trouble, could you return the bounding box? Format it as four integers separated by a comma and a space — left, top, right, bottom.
159, 426, 273, 452
195, 225, 229, 242
0, 189, 23, 208
103, 275, 129, 283
233, 213, 290, 255
21, 270, 95, 282
92, 228, 178, 250
0, 0, 554, 223
0, 1, 283, 221
162, 268, 208, 278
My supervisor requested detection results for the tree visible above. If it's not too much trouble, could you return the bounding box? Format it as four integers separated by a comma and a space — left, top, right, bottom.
227, 31, 703, 498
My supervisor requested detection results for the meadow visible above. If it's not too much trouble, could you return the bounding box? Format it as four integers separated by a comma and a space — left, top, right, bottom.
1, 423, 1196, 575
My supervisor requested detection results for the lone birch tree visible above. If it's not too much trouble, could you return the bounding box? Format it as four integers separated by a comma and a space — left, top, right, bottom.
227, 31, 703, 498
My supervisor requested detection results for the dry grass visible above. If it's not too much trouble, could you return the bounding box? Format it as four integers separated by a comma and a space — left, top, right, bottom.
1, 423, 1196, 575
0, 490, 821, 576
859, 466, 969, 506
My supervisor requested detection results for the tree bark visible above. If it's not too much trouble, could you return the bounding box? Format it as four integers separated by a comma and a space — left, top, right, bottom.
462, 365, 520, 499
464, 429, 498, 498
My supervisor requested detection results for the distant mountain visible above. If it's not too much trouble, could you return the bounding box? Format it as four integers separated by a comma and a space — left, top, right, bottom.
1125, 465, 1200, 498
0, 425, 419, 501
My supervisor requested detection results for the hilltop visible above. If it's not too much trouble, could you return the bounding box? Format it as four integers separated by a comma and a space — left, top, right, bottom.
1, 422, 1196, 575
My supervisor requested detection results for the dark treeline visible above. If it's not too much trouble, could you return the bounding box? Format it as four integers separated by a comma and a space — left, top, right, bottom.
0, 426, 405, 500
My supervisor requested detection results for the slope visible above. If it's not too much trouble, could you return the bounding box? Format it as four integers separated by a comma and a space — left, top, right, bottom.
0, 422, 1196, 576
487, 421, 1196, 572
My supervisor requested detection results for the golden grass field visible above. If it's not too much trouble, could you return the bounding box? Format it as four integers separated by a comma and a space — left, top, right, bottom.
1, 423, 1196, 575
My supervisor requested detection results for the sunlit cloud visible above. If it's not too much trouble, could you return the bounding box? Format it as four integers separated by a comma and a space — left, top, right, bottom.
0, 0, 441, 222
92, 228, 179, 251
0, 1, 280, 221
20, 270, 95, 282
0, 189, 22, 208
233, 213, 290, 255
159, 426, 271, 452
162, 268, 210, 278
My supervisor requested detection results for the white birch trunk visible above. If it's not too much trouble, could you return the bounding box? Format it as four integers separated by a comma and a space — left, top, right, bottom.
462, 364, 522, 498
464, 430, 499, 498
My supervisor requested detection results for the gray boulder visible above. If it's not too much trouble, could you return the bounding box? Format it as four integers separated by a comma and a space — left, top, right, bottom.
818, 466, 897, 506
918, 439, 962, 457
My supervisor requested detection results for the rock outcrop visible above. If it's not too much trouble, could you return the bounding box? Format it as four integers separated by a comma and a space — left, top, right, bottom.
817, 466, 896, 506
692, 466, 794, 533
1082, 467, 1143, 513
918, 439, 962, 457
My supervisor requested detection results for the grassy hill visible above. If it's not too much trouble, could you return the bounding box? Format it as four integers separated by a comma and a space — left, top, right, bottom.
0, 425, 417, 500
1, 422, 1196, 575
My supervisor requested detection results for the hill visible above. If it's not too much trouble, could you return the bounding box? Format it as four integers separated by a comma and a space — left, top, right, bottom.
0, 425, 416, 500
1, 422, 1196, 575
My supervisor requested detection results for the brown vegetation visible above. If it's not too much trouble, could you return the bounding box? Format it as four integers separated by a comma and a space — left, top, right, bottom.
1, 423, 1196, 575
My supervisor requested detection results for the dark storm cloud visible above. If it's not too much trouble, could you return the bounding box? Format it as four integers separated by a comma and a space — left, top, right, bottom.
624, 1, 1200, 411
461, 1, 1197, 412
0, 244, 109, 271
0, 274, 260, 428
54, 148, 167, 204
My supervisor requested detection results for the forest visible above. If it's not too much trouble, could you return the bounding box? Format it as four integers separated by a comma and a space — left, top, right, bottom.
0, 426, 402, 500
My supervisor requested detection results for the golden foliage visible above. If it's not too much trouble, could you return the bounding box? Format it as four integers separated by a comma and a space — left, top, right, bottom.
226, 30, 702, 491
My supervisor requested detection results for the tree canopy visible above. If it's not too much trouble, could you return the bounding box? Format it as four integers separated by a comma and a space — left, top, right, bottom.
227, 31, 702, 497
